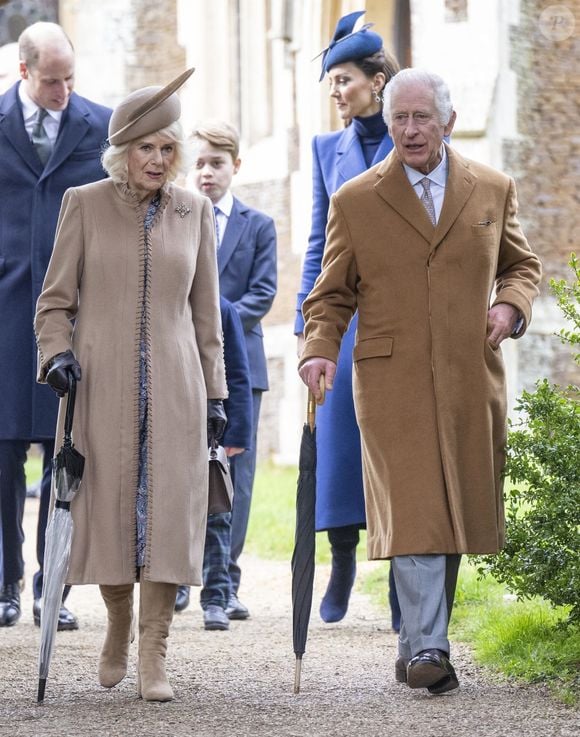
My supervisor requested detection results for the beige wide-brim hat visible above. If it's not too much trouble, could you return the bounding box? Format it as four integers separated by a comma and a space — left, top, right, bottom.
108, 67, 195, 145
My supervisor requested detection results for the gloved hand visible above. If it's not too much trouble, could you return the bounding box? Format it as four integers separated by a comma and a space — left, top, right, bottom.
207, 399, 227, 446
45, 350, 82, 398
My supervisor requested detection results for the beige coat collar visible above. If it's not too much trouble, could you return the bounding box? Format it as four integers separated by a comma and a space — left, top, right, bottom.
112, 180, 173, 213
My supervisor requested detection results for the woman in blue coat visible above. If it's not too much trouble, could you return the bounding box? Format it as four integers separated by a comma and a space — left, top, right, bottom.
295, 11, 400, 626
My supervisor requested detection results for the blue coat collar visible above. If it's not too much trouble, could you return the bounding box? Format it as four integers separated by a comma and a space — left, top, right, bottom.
0, 83, 93, 180
335, 123, 393, 186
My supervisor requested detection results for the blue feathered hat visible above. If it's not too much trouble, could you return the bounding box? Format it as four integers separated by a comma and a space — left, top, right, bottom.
316, 10, 383, 81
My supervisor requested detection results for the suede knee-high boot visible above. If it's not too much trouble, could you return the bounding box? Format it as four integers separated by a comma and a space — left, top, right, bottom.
98, 584, 135, 688
137, 580, 178, 702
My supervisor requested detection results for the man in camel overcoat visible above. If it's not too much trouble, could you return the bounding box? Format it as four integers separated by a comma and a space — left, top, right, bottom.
299, 68, 542, 695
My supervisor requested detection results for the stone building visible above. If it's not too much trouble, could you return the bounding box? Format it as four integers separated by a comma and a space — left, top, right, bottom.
1, 0, 578, 463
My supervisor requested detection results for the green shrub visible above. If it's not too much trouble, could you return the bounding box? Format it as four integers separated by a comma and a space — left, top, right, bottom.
552, 252, 580, 365
475, 256, 580, 624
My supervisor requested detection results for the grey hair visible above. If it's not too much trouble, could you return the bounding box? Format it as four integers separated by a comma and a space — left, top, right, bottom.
383, 68, 454, 127
101, 120, 191, 184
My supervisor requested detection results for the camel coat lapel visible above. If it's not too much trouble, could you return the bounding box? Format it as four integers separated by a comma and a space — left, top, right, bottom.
374, 144, 478, 250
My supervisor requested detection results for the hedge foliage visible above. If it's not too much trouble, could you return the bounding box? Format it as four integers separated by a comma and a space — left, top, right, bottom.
475, 256, 580, 623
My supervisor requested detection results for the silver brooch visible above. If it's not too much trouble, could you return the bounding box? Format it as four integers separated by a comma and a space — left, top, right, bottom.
175, 203, 191, 218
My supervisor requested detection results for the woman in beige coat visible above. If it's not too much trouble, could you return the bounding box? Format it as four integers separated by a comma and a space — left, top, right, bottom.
34, 70, 227, 702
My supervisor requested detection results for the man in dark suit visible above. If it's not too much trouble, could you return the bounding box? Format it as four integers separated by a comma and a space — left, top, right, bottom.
0, 22, 111, 628
191, 121, 277, 619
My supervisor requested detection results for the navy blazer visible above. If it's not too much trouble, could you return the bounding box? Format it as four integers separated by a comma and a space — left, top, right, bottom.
218, 196, 277, 392
0, 83, 111, 440
220, 296, 253, 449
294, 123, 394, 333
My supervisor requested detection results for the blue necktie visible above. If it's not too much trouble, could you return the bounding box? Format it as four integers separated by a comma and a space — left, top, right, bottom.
213, 206, 221, 247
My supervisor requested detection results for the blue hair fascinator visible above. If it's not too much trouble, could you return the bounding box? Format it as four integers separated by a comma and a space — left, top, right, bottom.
315, 10, 383, 81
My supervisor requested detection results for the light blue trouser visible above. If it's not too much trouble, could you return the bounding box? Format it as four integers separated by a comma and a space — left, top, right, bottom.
392, 553, 461, 660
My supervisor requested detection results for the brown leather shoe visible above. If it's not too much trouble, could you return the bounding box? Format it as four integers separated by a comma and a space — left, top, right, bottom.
407, 649, 459, 694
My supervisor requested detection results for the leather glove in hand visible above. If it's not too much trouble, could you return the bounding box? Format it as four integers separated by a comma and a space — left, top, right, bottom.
45, 350, 82, 398
207, 399, 227, 446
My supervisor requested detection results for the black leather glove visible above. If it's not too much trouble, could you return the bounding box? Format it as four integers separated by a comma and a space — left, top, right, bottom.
45, 350, 82, 398
207, 399, 227, 446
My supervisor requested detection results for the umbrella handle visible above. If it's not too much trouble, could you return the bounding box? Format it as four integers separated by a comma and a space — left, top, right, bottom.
306, 374, 326, 432
63, 374, 77, 447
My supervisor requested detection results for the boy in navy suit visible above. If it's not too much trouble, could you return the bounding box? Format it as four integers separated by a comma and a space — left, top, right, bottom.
175, 297, 253, 629
190, 121, 277, 619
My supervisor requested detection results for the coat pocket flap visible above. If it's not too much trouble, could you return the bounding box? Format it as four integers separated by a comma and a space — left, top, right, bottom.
353, 336, 394, 361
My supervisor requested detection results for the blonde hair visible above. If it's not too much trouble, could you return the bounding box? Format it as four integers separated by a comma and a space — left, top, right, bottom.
190, 120, 240, 161
101, 120, 191, 184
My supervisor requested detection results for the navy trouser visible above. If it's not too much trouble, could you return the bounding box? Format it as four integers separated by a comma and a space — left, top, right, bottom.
0, 439, 55, 597
228, 389, 262, 594
200, 512, 232, 610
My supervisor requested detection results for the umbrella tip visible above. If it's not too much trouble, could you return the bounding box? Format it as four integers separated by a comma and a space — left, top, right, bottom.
294, 656, 302, 695
37, 678, 46, 704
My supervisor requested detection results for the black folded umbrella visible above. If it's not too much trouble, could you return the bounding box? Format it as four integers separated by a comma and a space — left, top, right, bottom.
291, 376, 324, 694
37, 375, 84, 704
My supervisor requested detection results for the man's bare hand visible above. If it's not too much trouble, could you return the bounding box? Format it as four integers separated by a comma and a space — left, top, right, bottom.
487, 303, 520, 349
298, 357, 336, 401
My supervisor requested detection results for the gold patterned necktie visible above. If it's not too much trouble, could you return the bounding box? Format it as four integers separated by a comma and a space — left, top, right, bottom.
419, 177, 436, 225
32, 108, 52, 166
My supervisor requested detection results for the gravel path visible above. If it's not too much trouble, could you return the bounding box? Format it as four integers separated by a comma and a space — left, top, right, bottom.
1, 499, 578, 737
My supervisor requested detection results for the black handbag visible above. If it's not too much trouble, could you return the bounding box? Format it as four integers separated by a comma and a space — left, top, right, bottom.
208, 441, 234, 514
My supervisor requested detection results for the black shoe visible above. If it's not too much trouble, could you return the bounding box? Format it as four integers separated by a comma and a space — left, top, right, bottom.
33, 599, 79, 631
203, 604, 230, 631
225, 593, 250, 620
320, 546, 356, 623
0, 583, 21, 627
407, 649, 459, 694
174, 585, 191, 613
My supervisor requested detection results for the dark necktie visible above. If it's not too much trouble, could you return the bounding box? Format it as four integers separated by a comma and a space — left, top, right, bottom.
213, 205, 221, 248
419, 177, 436, 225
32, 108, 52, 166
